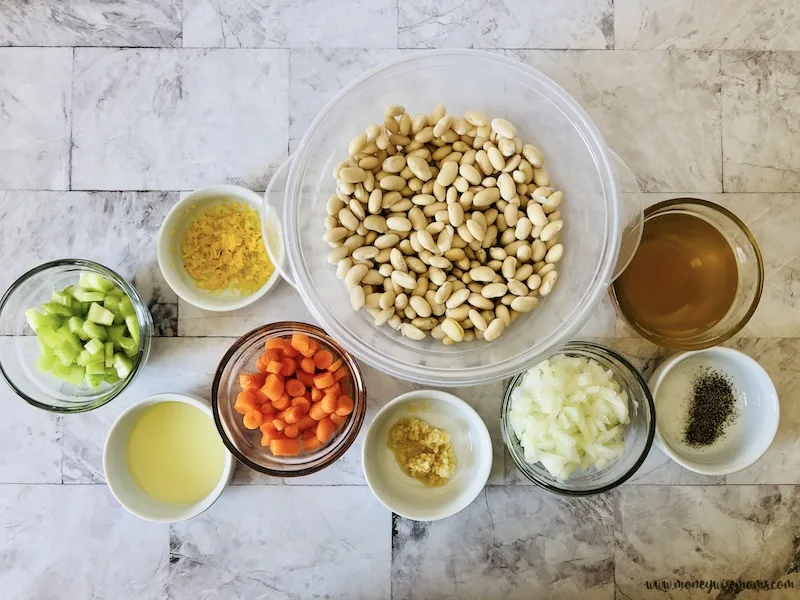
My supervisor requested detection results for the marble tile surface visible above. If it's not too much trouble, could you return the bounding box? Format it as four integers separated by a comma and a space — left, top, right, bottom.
0, 365, 62, 484
0, 0, 181, 47
62, 337, 233, 483
616, 0, 800, 50
399, 0, 614, 50
0, 485, 168, 600
0, 48, 71, 190
506, 49, 723, 193
615, 486, 800, 598
72, 48, 289, 191
722, 51, 800, 192
0, 191, 178, 336
169, 486, 391, 600
393, 486, 615, 599
184, 0, 398, 48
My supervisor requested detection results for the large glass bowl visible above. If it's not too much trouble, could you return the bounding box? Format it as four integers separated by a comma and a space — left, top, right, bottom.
501, 341, 655, 496
212, 322, 367, 477
264, 50, 624, 387
0, 259, 153, 413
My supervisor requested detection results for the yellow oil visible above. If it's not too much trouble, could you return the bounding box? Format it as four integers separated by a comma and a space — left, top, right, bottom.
126, 401, 226, 505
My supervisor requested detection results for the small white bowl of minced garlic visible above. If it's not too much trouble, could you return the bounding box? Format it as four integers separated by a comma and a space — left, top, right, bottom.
157, 185, 282, 312
362, 389, 492, 521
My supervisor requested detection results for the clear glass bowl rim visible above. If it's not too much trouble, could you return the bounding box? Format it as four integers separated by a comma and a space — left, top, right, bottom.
500, 340, 656, 496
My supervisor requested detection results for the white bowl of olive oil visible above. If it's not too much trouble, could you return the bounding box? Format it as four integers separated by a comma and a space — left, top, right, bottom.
104, 393, 235, 522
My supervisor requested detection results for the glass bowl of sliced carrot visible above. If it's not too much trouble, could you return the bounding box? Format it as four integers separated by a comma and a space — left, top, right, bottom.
212, 321, 367, 476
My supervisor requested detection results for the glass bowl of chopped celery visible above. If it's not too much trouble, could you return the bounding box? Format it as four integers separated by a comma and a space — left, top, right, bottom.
0, 259, 153, 413
501, 341, 655, 496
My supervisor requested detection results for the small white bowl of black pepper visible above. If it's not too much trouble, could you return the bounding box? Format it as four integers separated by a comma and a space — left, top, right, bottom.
648, 347, 779, 476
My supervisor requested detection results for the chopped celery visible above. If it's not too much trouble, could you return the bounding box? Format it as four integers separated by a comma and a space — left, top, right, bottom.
118, 337, 137, 354
25, 308, 46, 332
88, 351, 105, 364
79, 272, 115, 293
105, 342, 114, 368
124, 315, 140, 345
86, 361, 106, 375
87, 374, 105, 389
56, 328, 83, 353
103, 296, 125, 325
68, 316, 89, 341
42, 302, 73, 317
75, 302, 90, 317
118, 296, 135, 318
83, 321, 107, 341
68, 366, 85, 385
51, 363, 71, 381
37, 326, 61, 349
104, 368, 121, 384
72, 289, 105, 303
36, 353, 57, 373
51, 290, 72, 307
55, 345, 77, 367
112, 353, 133, 379
107, 325, 126, 346
87, 303, 114, 326
75, 350, 91, 366
84, 338, 104, 356
107, 288, 125, 299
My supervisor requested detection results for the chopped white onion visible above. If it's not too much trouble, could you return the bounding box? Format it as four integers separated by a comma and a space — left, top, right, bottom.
509, 354, 631, 479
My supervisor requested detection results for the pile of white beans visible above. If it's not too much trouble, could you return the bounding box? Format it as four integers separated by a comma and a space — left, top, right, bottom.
324, 104, 564, 344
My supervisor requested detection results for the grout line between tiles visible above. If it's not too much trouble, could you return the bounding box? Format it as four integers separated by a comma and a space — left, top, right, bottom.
67, 47, 75, 191
719, 51, 725, 193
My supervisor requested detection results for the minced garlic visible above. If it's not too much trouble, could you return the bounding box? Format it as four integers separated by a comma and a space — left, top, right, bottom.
181, 202, 273, 294
387, 417, 456, 487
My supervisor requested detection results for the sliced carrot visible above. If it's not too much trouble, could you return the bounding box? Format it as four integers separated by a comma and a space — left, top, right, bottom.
281, 357, 297, 377
327, 359, 343, 372
243, 410, 263, 430
260, 402, 278, 417
335, 395, 354, 416
266, 360, 284, 375
302, 429, 323, 451
255, 389, 270, 404
283, 424, 300, 439
272, 418, 286, 431
314, 350, 334, 370
262, 373, 285, 401
333, 366, 349, 382
291, 396, 311, 414
234, 390, 258, 415
330, 413, 346, 426
265, 338, 285, 351
270, 438, 300, 456
313, 371, 335, 390
290, 332, 310, 353
296, 369, 315, 387
260, 422, 284, 444
297, 415, 318, 431
239, 372, 266, 391
265, 349, 282, 362
280, 405, 304, 424
323, 382, 341, 398
286, 378, 306, 398
283, 342, 300, 358
299, 338, 318, 358
317, 417, 336, 443
300, 357, 316, 374
309, 401, 327, 421
271, 392, 291, 412
321, 393, 337, 414
311, 387, 323, 402
255, 355, 269, 374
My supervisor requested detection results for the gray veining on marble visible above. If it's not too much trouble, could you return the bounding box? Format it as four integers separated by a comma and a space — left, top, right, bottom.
0, 48, 71, 190
616, 0, 800, 50
393, 486, 615, 599
169, 486, 391, 600
71, 48, 289, 191
0, 191, 178, 336
722, 51, 800, 192
0, 0, 181, 47
399, 0, 614, 50
506, 49, 723, 193
183, 0, 398, 49
615, 486, 800, 598
0, 485, 168, 600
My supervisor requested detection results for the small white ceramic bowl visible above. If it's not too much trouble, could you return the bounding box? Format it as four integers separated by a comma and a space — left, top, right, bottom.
649, 347, 779, 475
103, 393, 236, 522
157, 184, 281, 311
362, 389, 492, 521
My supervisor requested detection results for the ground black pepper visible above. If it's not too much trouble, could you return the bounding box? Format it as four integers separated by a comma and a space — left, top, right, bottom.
684, 368, 737, 447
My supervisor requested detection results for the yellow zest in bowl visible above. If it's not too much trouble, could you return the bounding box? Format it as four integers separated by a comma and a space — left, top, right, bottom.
181, 202, 273, 295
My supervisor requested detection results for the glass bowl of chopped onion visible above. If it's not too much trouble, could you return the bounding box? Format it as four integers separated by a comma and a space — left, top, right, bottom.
501, 341, 655, 495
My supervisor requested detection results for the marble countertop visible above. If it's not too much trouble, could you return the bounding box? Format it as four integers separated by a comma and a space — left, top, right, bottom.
2, 1, 800, 598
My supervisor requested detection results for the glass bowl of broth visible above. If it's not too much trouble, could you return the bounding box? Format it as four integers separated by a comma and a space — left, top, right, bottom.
610, 198, 763, 350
